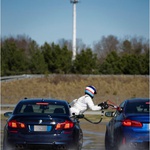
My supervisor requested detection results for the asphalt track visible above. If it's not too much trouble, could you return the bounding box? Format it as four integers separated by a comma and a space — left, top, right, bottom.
81, 121, 106, 150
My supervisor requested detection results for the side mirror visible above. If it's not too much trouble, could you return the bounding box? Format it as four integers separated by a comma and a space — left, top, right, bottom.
105, 111, 115, 117
4, 112, 12, 118
71, 113, 84, 119
116, 107, 123, 113
77, 114, 84, 118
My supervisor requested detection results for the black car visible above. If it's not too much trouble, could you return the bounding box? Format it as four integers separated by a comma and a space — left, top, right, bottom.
105, 98, 149, 150
3, 98, 83, 150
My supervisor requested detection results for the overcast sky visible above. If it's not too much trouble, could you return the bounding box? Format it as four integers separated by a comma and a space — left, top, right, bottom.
1, 0, 149, 47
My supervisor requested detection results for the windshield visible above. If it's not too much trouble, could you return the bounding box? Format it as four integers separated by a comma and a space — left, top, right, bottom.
125, 101, 150, 114
14, 101, 69, 115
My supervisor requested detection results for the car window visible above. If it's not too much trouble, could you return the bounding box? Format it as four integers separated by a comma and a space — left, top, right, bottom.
114, 101, 125, 116
15, 102, 69, 115
125, 101, 149, 114
120, 101, 125, 108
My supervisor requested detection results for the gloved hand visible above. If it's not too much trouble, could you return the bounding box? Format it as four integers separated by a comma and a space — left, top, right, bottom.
98, 102, 109, 109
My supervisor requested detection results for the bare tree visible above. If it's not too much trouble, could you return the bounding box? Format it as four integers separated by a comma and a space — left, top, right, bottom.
58, 38, 72, 50
58, 38, 86, 54
93, 35, 119, 60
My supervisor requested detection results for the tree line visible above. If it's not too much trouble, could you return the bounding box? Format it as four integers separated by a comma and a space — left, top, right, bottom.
1, 35, 149, 76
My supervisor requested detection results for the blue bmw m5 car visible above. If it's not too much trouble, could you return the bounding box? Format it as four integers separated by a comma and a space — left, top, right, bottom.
105, 98, 149, 150
3, 98, 83, 150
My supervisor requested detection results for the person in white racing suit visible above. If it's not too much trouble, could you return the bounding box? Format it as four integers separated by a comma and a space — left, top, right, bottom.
70, 85, 109, 116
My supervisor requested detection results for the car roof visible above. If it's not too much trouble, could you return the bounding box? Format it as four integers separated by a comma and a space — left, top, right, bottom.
18, 98, 68, 104
125, 98, 149, 103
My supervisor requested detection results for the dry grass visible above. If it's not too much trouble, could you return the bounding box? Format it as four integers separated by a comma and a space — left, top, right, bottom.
1, 75, 149, 105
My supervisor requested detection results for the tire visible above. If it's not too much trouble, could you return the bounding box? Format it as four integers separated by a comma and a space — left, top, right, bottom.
105, 131, 116, 150
69, 130, 83, 150
76, 130, 83, 150
105, 131, 111, 150
3, 144, 15, 150
3, 138, 14, 150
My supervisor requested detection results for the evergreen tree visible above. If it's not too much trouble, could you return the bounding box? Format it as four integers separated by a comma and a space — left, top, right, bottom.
121, 54, 140, 74
73, 48, 99, 74
1, 39, 28, 75
29, 50, 48, 74
99, 51, 122, 74
42, 43, 72, 73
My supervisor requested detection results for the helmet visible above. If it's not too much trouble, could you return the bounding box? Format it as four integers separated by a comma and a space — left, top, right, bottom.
85, 85, 97, 98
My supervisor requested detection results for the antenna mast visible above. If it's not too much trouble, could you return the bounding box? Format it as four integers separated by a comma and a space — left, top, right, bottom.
70, 0, 79, 61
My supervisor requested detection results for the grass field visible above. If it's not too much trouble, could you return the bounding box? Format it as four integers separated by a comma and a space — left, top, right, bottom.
1, 75, 149, 105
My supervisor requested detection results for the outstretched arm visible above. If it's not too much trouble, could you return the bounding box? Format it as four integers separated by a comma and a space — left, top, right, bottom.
86, 97, 102, 111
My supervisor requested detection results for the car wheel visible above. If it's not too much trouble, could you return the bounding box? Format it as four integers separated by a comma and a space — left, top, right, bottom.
105, 130, 116, 150
69, 130, 83, 150
3, 143, 15, 150
105, 131, 111, 150
76, 130, 83, 150
3, 138, 14, 150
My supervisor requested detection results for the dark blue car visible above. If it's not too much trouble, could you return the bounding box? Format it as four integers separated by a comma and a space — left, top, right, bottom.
3, 98, 83, 150
105, 98, 149, 150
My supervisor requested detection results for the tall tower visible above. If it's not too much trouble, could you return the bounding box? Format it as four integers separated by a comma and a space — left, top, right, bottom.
70, 0, 78, 60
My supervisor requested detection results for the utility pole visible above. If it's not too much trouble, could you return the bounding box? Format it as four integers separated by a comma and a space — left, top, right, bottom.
70, 0, 78, 61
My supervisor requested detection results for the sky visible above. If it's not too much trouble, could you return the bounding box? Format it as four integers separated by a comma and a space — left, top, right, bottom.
1, 0, 149, 47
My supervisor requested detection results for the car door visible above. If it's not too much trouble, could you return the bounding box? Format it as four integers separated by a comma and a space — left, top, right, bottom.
107, 101, 125, 146
112, 101, 126, 148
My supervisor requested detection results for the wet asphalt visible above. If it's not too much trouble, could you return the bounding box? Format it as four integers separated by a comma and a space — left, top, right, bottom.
81, 121, 106, 150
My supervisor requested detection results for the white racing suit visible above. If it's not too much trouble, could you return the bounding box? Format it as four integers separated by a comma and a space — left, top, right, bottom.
70, 94, 102, 116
